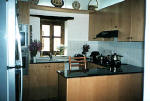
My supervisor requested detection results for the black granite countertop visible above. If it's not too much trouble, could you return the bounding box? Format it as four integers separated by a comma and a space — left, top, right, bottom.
57, 64, 144, 78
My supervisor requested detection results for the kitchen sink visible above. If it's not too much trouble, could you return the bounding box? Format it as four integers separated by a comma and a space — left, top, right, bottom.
36, 56, 68, 63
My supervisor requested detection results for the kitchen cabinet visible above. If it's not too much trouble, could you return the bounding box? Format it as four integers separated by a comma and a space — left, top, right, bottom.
58, 73, 143, 101
89, 0, 145, 42
89, 3, 119, 41
23, 63, 64, 101
118, 0, 145, 41
18, 1, 30, 24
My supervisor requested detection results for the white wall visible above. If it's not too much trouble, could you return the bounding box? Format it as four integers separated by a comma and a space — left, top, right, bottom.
29, 16, 41, 57
30, 9, 89, 41
30, 9, 89, 56
30, 17, 40, 41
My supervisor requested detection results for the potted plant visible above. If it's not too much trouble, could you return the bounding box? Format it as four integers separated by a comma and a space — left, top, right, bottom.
29, 40, 42, 63
57, 44, 66, 55
82, 44, 90, 57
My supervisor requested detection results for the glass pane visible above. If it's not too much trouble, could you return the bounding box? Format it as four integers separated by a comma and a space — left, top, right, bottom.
54, 25, 61, 37
54, 38, 61, 51
42, 25, 50, 36
42, 38, 50, 51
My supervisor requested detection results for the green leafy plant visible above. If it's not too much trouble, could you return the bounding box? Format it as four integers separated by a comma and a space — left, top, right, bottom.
57, 45, 66, 55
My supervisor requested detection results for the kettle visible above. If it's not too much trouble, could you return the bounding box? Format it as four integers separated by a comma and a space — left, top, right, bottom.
112, 53, 123, 61
98, 54, 104, 65
90, 51, 100, 63
111, 53, 122, 69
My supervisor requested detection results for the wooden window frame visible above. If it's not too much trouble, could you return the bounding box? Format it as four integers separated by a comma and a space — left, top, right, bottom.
40, 19, 65, 55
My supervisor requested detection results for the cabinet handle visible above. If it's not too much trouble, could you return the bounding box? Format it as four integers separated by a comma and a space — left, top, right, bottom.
126, 37, 133, 40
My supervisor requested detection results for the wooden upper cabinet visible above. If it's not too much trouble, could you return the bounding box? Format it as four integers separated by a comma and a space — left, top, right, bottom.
118, 0, 145, 41
118, 0, 131, 41
130, 0, 145, 41
18, 1, 30, 24
89, 0, 145, 42
89, 3, 119, 41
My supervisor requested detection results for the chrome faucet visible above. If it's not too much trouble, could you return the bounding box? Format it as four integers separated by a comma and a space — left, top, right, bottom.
48, 52, 52, 60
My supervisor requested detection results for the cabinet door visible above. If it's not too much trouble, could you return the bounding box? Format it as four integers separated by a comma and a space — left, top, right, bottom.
118, 0, 145, 41
89, 12, 114, 41
18, 1, 30, 24
52, 63, 65, 99
47, 63, 56, 99
23, 75, 30, 101
28, 63, 64, 100
28, 64, 49, 101
130, 0, 145, 41
89, 4, 119, 41
89, 13, 95, 41
118, 0, 131, 41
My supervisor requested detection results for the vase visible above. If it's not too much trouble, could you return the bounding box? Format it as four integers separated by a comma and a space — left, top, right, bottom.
33, 57, 36, 63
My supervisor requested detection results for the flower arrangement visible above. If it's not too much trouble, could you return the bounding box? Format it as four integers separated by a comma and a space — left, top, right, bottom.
29, 40, 42, 57
82, 44, 90, 55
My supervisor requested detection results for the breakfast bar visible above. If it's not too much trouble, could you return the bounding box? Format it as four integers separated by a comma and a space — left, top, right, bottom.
58, 65, 143, 101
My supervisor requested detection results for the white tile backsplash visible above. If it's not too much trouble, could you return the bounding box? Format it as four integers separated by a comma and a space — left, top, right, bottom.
97, 41, 144, 67
67, 40, 144, 67
67, 41, 99, 57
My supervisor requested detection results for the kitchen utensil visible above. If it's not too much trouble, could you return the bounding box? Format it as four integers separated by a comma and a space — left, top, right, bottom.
88, 0, 98, 10
90, 51, 100, 63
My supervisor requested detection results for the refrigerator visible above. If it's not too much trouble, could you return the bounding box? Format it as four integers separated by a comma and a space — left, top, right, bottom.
0, 0, 23, 101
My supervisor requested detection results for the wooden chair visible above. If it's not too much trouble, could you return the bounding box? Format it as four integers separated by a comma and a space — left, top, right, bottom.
69, 56, 87, 71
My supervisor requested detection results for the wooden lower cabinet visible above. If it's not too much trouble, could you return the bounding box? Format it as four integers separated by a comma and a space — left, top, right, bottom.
23, 63, 64, 101
58, 73, 143, 101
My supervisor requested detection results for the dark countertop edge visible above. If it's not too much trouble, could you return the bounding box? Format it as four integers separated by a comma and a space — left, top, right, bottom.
30, 61, 68, 64
57, 71, 143, 78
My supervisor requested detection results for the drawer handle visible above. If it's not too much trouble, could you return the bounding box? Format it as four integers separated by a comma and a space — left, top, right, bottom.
126, 37, 133, 40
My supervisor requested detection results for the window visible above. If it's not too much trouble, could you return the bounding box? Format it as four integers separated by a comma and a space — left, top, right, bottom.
40, 19, 64, 55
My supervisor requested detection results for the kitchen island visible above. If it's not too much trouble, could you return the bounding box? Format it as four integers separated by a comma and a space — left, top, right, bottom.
58, 64, 143, 101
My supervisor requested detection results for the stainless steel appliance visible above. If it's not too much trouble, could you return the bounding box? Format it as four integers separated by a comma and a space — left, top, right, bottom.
19, 24, 29, 75
0, 0, 23, 101
90, 51, 100, 63
19, 24, 28, 47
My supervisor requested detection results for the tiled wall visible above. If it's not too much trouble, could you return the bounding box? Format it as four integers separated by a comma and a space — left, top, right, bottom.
67, 41, 99, 57
67, 40, 144, 67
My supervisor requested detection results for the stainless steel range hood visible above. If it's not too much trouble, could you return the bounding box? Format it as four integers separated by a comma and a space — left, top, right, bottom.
96, 30, 118, 38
